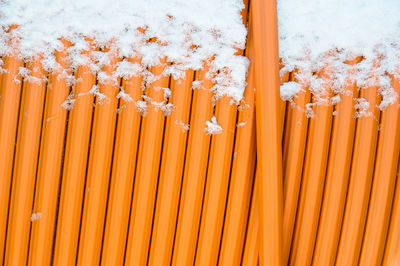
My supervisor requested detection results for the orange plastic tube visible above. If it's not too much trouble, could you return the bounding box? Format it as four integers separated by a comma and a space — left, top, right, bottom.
28, 42, 71, 266
251, 0, 282, 264
312, 58, 360, 266
53, 49, 96, 266
242, 171, 258, 266
101, 57, 143, 266
5, 57, 46, 266
195, 95, 238, 265
282, 78, 311, 265
197, 4, 250, 262
383, 150, 400, 266
289, 69, 333, 266
125, 61, 170, 266
359, 76, 400, 266
219, 42, 256, 266
336, 84, 381, 266
148, 70, 194, 266
77, 52, 119, 266
172, 66, 213, 266
280, 72, 289, 136
0, 55, 23, 263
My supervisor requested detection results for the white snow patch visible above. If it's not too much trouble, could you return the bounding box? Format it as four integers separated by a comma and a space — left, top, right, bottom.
278, 0, 400, 108
191, 80, 202, 90
61, 92, 76, 110
31, 212, 42, 222
236, 121, 246, 127
175, 120, 190, 132
161, 102, 175, 116
0, 0, 248, 101
135, 100, 148, 115
280, 81, 301, 100
205, 115, 223, 135
116, 88, 133, 102
354, 97, 372, 117
89, 85, 108, 105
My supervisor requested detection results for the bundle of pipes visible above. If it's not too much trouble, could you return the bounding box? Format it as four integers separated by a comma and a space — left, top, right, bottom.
0, 0, 399, 265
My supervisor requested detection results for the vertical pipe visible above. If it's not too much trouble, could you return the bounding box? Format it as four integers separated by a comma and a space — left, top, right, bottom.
195, 94, 238, 266
289, 67, 334, 266
53, 47, 96, 266
242, 171, 258, 266
28, 41, 71, 266
336, 83, 381, 266
199, 3, 251, 262
0, 54, 23, 263
148, 69, 194, 266
312, 58, 361, 265
101, 57, 143, 266
172, 65, 213, 266
282, 76, 311, 265
280, 72, 289, 136
124, 60, 170, 266
251, 0, 282, 263
77, 51, 119, 266
359, 75, 400, 266
219, 38, 256, 266
382, 141, 400, 266
5, 57, 46, 266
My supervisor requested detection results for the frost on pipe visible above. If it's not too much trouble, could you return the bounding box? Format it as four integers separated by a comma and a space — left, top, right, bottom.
0, 0, 248, 103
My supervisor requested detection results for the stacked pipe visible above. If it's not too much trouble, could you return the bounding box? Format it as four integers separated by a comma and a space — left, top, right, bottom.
0, 0, 399, 265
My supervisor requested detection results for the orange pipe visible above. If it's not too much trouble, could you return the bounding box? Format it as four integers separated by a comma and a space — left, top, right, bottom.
383, 148, 400, 266
172, 66, 213, 266
28, 42, 71, 266
148, 70, 194, 266
198, 4, 251, 262
5, 57, 46, 266
242, 171, 258, 266
282, 77, 311, 265
242, 72, 290, 265
0, 55, 23, 263
101, 57, 143, 266
336, 84, 381, 265
280, 72, 289, 136
195, 94, 238, 265
219, 42, 256, 266
359, 75, 400, 266
53, 48, 96, 266
312, 58, 360, 265
289, 68, 333, 266
125, 60, 170, 266
251, 0, 283, 264
77, 51, 119, 266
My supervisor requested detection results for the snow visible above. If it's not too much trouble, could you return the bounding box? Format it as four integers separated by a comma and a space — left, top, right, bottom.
89, 85, 108, 105
278, 0, 400, 108
61, 92, 76, 110
280, 81, 301, 101
30, 212, 42, 222
175, 120, 190, 132
354, 97, 372, 117
135, 100, 148, 115
1, 0, 400, 109
236, 121, 246, 127
205, 116, 223, 135
0, 0, 248, 102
